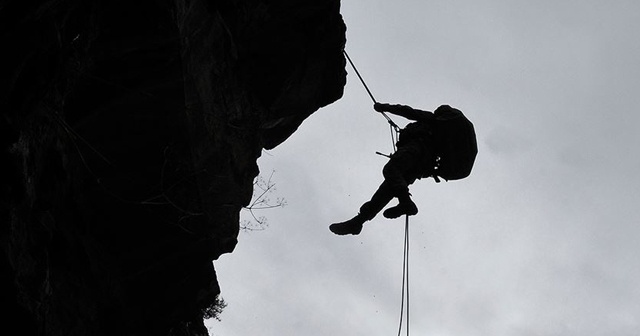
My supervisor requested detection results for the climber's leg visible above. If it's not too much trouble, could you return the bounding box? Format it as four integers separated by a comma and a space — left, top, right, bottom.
380, 147, 421, 218
329, 181, 395, 235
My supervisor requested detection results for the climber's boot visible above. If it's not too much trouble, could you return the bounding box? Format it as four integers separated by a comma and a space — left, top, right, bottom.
329, 214, 367, 235
383, 194, 418, 219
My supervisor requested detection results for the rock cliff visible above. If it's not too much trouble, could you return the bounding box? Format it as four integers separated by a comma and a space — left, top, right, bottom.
0, 0, 346, 335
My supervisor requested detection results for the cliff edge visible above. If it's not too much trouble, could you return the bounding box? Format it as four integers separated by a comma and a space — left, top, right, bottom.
0, 0, 346, 335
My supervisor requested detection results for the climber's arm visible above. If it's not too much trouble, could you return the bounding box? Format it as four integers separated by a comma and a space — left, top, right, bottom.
374, 103, 434, 121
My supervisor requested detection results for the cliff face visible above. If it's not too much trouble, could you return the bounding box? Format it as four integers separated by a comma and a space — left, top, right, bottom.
0, 1, 346, 335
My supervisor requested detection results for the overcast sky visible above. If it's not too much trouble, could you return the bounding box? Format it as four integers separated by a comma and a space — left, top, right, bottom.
207, 1, 640, 335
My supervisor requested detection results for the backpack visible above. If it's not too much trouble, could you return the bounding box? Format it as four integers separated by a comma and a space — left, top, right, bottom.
431, 105, 477, 181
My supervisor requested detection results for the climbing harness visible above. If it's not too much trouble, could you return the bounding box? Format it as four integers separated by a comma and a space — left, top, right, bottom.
343, 49, 413, 336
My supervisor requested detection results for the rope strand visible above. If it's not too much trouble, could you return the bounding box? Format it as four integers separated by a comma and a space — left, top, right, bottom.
397, 215, 410, 336
406, 215, 410, 336
343, 50, 377, 103
343, 50, 400, 129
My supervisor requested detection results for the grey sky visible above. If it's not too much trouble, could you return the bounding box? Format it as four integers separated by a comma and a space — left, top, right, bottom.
208, 1, 640, 335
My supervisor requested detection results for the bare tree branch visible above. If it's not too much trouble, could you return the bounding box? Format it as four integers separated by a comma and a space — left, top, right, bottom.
241, 170, 286, 231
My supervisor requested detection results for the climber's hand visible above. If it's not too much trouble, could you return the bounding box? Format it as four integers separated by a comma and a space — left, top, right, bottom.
374, 103, 389, 112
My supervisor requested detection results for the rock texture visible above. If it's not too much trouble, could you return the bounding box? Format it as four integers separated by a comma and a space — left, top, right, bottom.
0, 0, 346, 335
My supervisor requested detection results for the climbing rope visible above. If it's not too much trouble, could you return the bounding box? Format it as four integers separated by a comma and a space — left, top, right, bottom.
343, 49, 413, 336
397, 215, 410, 336
342, 50, 377, 104
342, 50, 401, 153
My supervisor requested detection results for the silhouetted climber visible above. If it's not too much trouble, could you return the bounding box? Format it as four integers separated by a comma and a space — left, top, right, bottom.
329, 103, 477, 235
